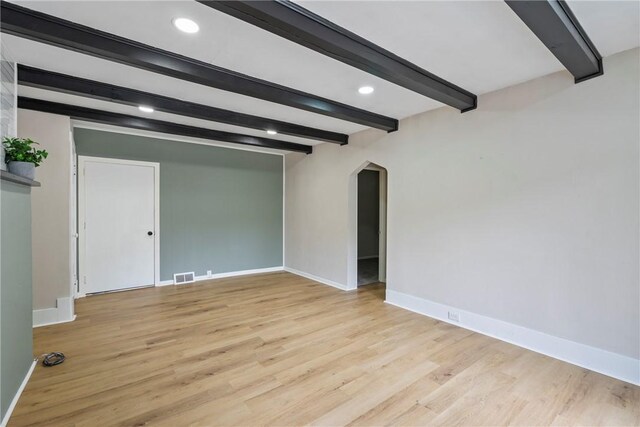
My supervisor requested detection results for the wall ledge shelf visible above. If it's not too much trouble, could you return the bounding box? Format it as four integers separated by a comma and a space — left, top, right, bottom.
0, 170, 40, 187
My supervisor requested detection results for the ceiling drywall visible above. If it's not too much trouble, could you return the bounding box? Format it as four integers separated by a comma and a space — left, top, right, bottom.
3, 0, 638, 151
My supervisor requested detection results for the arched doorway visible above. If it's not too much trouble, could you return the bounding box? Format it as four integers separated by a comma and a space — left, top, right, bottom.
347, 161, 387, 297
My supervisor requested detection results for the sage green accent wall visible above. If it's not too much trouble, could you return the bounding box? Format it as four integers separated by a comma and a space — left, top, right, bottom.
74, 129, 283, 280
1, 181, 33, 420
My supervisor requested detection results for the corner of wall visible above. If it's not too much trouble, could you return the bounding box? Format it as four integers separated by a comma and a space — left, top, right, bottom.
0, 360, 36, 427
33, 296, 75, 328
283, 267, 350, 291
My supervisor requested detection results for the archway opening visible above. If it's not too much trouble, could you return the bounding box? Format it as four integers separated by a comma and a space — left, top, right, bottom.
347, 161, 387, 299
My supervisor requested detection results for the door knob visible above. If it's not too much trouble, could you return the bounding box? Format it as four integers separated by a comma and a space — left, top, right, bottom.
147, 231, 153, 236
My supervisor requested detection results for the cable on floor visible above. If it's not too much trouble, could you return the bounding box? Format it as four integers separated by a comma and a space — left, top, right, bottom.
40, 352, 65, 367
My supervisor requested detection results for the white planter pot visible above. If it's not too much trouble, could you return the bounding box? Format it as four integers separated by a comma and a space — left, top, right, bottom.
8, 161, 36, 180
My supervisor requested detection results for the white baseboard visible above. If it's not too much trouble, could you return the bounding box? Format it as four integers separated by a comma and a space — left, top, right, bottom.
1, 359, 36, 427
158, 266, 284, 286
33, 296, 76, 328
283, 267, 349, 291
385, 289, 640, 386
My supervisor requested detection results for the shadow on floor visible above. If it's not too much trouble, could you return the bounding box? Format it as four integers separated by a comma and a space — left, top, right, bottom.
358, 257, 379, 286
357, 282, 386, 301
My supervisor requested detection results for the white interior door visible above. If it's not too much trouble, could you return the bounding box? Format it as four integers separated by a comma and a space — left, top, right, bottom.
79, 156, 159, 294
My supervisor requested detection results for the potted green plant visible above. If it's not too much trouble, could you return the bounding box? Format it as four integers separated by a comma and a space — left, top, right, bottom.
2, 137, 48, 180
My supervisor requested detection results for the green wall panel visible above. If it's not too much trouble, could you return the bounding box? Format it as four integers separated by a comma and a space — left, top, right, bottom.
1, 181, 33, 419
74, 129, 283, 281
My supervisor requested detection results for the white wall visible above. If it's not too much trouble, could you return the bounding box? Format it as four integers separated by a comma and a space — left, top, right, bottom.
18, 109, 72, 314
285, 49, 639, 379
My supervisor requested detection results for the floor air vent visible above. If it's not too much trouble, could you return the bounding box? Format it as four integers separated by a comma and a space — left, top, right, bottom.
174, 272, 195, 285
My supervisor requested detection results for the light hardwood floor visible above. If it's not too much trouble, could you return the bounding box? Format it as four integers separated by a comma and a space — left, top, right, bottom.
10, 272, 639, 426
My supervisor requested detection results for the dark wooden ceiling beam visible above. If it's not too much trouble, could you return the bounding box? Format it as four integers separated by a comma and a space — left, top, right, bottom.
17, 65, 348, 145
18, 97, 313, 154
505, 0, 603, 83
197, 0, 477, 112
1, 2, 397, 132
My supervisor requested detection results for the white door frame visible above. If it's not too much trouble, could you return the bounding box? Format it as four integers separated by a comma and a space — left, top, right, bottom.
77, 156, 160, 297
70, 131, 78, 305
375, 168, 388, 283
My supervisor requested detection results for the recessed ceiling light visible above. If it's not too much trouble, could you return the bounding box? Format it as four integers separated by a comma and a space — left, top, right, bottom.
173, 17, 199, 34
358, 86, 374, 95
266, 130, 278, 135
138, 106, 154, 113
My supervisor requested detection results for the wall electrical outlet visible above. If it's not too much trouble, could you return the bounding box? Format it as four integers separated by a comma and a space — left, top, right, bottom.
448, 311, 460, 322
207, 270, 212, 278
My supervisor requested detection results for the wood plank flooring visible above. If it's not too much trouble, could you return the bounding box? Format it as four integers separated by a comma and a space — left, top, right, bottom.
9, 272, 639, 426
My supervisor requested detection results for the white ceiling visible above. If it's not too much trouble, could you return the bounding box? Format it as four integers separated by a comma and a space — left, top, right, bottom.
4, 0, 639, 151
18, 84, 328, 147
2, 34, 372, 144
568, 0, 640, 57
298, 1, 640, 92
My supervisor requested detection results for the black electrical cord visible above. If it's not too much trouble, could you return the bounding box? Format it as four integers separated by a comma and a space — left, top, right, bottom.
41, 352, 65, 367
